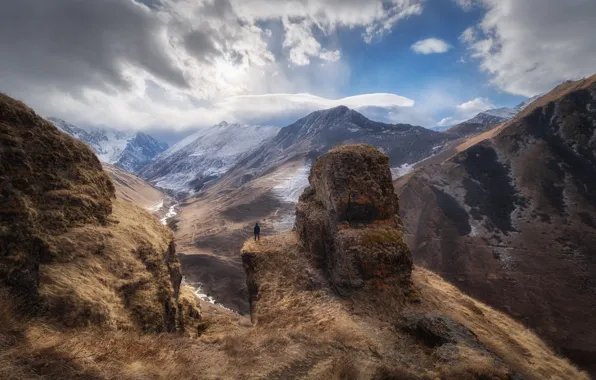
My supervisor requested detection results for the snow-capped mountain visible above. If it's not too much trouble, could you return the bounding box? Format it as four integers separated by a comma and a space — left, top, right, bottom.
446, 94, 542, 136
138, 121, 280, 194
48, 117, 168, 174
214, 106, 456, 192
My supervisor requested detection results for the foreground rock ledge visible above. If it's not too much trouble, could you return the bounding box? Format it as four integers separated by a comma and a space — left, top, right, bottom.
295, 144, 414, 296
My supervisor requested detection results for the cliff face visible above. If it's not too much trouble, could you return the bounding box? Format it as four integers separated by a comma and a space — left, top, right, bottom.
295, 145, 413, 296
0, 93, 199, 333
241, 144, 587, 379
397, 75, 596, 372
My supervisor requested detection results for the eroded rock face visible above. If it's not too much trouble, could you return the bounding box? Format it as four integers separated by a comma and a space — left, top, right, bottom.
295, 144, 413, 294
0, 94, 199, 334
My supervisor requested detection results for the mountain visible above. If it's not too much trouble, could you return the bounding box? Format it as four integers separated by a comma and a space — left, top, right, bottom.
138, 121, 280, 195
396, 75, 596, 374
446, 94, 542, 137
1, 93, 586, 379
217, 106, 455, 191
48, 117, 168, 173
172, 106, 457, 313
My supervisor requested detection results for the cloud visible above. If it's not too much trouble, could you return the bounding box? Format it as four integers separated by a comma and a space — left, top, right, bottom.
453, 0, 476, 11
216, 92, 417, 125
461, 0, 596, 96
411, 38, 452, 54
459, 27, 476, 43
436, 97, 494, 126
0, 0, 427, 135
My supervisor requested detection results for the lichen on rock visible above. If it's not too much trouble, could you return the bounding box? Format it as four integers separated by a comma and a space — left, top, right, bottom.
295, 144, 413, 295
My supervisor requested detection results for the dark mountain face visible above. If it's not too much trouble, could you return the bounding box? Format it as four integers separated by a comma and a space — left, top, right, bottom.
115, 132, 168, 174
397, 75, 596, 374
445, 113, 510, 137
219, 106, 456, 189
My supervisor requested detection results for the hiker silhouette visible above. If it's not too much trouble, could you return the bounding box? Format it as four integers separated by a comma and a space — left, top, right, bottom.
254, 222, 261, 241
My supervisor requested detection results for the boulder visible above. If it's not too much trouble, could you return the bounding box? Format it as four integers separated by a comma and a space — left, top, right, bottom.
295, 144, 413, 295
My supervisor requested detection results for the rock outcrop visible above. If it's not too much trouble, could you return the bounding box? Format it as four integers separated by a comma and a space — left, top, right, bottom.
0, 93, 200, 333
295, 144, 413, 295
0, 94, 115, 300
239, 144, 587, 379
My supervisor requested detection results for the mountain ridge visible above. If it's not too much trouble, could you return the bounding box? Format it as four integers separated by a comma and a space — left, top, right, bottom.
48, 117, 168, 174
446, 94, 543, 137
139, 121, 280, 196
397, 74, 596, 374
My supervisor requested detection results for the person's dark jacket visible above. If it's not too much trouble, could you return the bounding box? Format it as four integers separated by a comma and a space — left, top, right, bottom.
254, 224, 260, 235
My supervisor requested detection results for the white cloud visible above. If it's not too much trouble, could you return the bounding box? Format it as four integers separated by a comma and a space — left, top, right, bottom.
37, 88, 420, 133
0, 0, 426, 133
411, 38, 452, 54
459, 27, 476, 43
453, 0, 476, 11
436, 97, 494, 126
461, 0, 596, 96
319, 49, 341, 62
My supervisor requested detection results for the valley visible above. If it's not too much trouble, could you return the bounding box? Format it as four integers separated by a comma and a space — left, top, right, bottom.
15, 75, 596, 376
3, 1, 596, 377
134, 75, 596, 375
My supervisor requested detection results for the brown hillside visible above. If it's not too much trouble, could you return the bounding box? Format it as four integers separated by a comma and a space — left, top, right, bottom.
397, 75, 596, 373
0, 94, 115, 300
102, 162, 164, 210
0, 93, 200, 331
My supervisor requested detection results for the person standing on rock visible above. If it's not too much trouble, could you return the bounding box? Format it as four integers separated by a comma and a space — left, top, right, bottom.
254, 222, 261, 241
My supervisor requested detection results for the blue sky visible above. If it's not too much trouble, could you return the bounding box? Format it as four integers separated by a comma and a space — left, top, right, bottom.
1, 0, 595, 139
325, 1, 527, 125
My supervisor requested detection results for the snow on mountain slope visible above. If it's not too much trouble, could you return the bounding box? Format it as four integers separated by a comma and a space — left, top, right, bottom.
48, 118, 168, 174
446, 94, 543, 137
139, 121, 280, 195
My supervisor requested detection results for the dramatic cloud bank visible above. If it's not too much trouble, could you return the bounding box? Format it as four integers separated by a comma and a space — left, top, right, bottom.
460, 0, 596, 96
0, 0, 425, 132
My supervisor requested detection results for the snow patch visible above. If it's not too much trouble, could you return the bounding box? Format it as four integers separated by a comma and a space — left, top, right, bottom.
142, 122, 279, 194
272, 165, 310, 203
147, 199, 164, 213
391, 163, 415, 179
160, 205, 178, 225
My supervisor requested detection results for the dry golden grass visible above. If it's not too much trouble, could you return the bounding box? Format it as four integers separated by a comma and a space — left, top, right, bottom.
36, 199, 196, 333
413, 267, 589, 380
102, 163, 164, 209
0, 231, 588, 379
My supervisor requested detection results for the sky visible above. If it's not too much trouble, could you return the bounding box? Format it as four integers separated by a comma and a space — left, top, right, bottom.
1, 0, 595, 142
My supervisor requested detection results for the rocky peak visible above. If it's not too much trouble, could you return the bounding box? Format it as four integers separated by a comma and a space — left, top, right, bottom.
295, 144, 413, 295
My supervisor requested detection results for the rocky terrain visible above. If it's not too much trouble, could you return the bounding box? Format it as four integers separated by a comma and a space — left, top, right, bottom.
240, 144, 586, 379
0, 93, 201, 374
48, 117, 168, 174
397, 75, 596, 374
0, 96, 588, 378
139, 121, 280, 196
172, 107, 455, 313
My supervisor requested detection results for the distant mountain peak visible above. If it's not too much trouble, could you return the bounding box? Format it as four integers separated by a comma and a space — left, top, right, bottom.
139, 121, 280, 194
445, 93, 545, 137
48, 117, 167, 174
